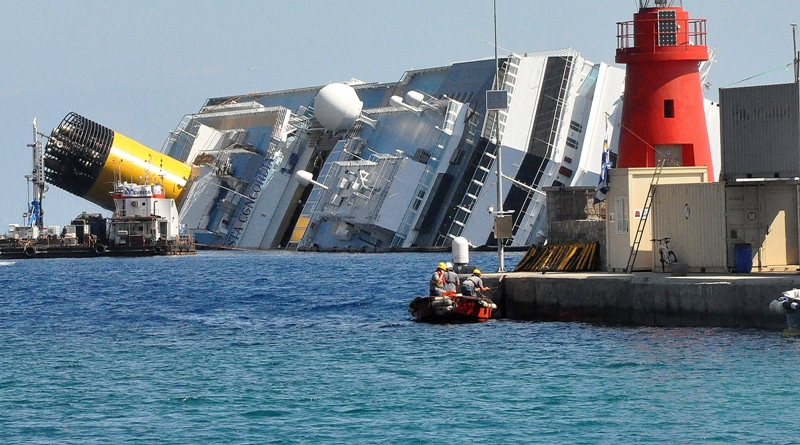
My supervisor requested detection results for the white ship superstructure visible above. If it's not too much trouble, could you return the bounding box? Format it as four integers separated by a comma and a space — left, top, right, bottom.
108, 181, 182, 246
160, 50, 628, 249
155, 48, 717, 250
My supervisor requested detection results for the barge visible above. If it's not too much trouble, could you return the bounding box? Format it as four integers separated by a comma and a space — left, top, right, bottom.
1, 180, 195, 259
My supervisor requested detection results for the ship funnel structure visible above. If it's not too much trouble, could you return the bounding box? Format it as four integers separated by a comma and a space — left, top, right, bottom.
43, 112, 193, 211
616, 0, 714, 180
313, 83, 377, 132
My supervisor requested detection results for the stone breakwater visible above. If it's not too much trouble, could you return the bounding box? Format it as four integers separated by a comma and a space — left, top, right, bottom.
482, 272, 799, 330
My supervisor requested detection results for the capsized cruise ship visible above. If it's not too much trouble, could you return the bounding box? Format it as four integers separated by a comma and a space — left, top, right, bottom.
42, 47, 719, 251
162, 49, 633, 250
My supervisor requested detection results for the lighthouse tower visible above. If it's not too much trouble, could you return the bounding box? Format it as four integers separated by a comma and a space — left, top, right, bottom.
616, 0, 714, 181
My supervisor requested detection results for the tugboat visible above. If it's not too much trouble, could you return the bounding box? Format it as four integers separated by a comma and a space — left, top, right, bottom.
0, 120, 195, 258
408, 292, 497, 323
103, 178, 195, 256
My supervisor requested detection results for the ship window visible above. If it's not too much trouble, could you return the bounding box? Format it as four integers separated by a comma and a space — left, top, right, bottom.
479, 154, 494, 170
450, 148, 465, 165
558, 166, 574, 178
467, 181, 481, 197
664, 100, 675, 118
566, 137, 579, 150
413, 148, 431, 164
462, 195, 476, 209
569, 121, 583, 133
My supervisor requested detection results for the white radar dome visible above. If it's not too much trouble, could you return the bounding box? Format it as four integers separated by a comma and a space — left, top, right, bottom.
313, 83, 364, 132
452, 236, 470, 265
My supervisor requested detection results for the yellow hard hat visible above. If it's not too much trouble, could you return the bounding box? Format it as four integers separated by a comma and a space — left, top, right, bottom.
473, 269, 481, 275
438, 262, 447, 270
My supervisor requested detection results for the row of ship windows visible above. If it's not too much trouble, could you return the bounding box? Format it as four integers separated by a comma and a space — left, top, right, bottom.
559, 120, 584, 179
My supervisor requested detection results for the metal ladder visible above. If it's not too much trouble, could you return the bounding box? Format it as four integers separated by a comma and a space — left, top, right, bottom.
624, 158, 666, 273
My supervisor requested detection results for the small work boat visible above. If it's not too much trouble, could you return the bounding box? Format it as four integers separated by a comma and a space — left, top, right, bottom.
408, 292, 497, 323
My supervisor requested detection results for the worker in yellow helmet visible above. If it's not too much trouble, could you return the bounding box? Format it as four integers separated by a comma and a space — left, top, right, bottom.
461, 268, 489, 296
443, 262, 460, 294
430, 262, 447, 296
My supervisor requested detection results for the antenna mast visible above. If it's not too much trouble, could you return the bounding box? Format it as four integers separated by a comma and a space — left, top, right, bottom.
792, 23, 799, 83
492, 0, 507, 273
28, 119, 46, 230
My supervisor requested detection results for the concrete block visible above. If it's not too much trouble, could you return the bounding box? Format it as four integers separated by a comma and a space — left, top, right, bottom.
553, 278, 592, 322
628, 281, 655, 326
504, 276, 539, 320
670, 262, 688, 276
704, 282, 741, 327
675, 283, 709, 327
578, 281, 607, 324
535, 279, 563, 321
601, 279, 631, 325
653, 284, 682, 327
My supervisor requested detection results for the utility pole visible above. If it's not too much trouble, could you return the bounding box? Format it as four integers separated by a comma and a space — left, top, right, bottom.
494, 0, 505, 273
792, 23, 799, 83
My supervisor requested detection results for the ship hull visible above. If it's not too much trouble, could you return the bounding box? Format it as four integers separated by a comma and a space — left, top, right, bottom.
0, 240, 195, 259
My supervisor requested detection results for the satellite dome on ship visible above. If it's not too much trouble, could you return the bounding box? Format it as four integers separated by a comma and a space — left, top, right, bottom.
313, 83, 366, 132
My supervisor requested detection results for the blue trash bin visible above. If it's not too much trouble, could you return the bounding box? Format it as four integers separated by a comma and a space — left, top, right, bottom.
734, 243, 753, 273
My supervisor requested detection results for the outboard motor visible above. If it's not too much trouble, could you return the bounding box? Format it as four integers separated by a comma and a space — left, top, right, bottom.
769, 289, 800, 336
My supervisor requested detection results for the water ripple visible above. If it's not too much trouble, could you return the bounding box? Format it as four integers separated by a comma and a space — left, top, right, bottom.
1, 251, 798, 444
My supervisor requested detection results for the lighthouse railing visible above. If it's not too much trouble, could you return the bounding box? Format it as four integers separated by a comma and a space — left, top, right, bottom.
617, 18, 707, 52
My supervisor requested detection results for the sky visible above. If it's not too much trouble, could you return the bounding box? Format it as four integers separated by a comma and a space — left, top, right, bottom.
1, 0, 798, 230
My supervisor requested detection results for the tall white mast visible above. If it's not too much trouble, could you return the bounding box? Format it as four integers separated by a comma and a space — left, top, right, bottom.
27, 118, 46, 229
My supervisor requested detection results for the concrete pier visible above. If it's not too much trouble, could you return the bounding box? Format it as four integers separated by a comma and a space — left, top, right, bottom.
482, 272, 800, 330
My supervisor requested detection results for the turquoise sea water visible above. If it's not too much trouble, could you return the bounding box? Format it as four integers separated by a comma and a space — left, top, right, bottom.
1, 250, 799, 444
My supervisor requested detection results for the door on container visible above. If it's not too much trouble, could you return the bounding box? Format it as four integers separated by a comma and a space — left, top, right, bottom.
760, 184, 798, 267
726, 185, 762, 270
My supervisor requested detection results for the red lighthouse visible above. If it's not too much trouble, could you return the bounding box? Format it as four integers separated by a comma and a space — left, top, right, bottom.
616, 0, 714, 181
